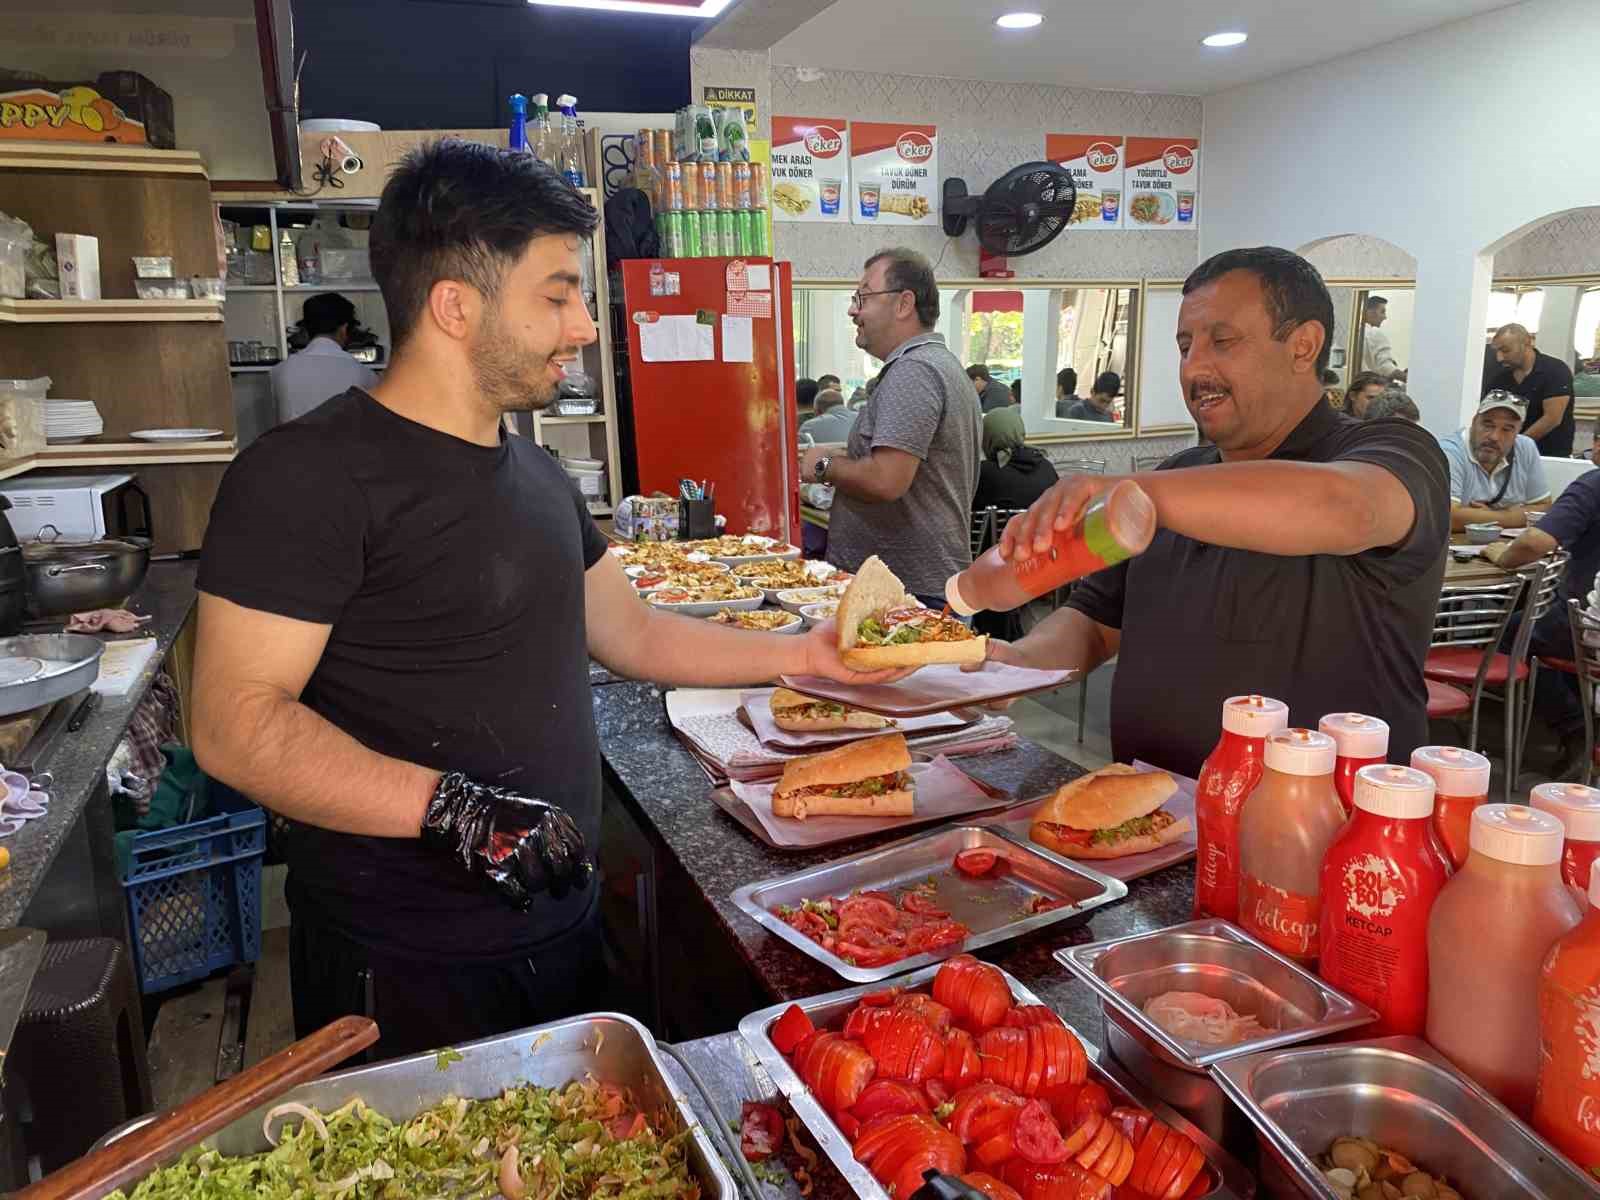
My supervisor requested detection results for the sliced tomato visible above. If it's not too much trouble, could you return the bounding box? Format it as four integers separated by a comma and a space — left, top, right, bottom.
838, 893, 900, 926
844, 1003, 875, 1040
607, 1112, 647, 1140
857, 1008, 948, 1084
962, 1172, 1026, 1200
1127, 1124, 1171, 1195
853, 1079, 931, 1122
1024, 896, 1072, 915
955, 849, 999, 877
770, 1003, 814, 1055
800, 1034, 876, 1113
1109, 1106, 1153, 1147
835, 1109, 862, 1142
969, 1102, 1020, 1168
893, 992, 954, 1030
980, 1026, 1028, 1093
861, 987, 902, 1008
1012, 1099, 1070, 1164
944, 1027, 983, 1090
854, 1114, 965, 1199
1073, 1082, 1112, 1123
835, 940, 903, 969
949, 1082, 1025, 1143
1003, 1005, 1067, 1029
739, 1102, 785, 1163
925, 1076, 951, 1107
1155, 1134, 1207, 1200
1002, 1159, 1115, 1200
1143, 1128, 1190, 1200
1079, 1116, 1131, 1185
1072, 1114, 1117, 1176
902, 891, 951, 918
933, 955, 1014, 1032
905, 920, 970, 955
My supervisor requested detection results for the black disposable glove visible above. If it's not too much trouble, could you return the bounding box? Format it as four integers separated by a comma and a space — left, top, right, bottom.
421, 772, 593, 910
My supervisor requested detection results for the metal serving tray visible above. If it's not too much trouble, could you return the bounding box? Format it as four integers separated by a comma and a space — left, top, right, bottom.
1056, 919, 1377, 1071
740, 963, 1254, 1200
1211, 1036, 1600, 1199
94, 1013, 734, 1200
733, 824, 1128, 983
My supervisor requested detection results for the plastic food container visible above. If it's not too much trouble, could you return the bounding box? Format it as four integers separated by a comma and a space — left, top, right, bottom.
188, 276, 225, 300
133, 279, 190, 301
131, 256, 173, 278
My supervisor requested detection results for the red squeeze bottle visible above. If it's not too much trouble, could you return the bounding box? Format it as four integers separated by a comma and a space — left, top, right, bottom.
1530, 782, 1600, 908
1317, 712, 1389, 815
1408, 746, 1491, 870
945, 480, 1156, 617
1194, 694, 1289, 922
1319, 765, 1452, 1036
1534, 864, 1600, 1172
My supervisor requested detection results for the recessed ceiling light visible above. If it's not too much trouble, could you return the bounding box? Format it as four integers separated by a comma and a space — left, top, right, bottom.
996, 12, 1045, 30
1201, 31, 1248, 47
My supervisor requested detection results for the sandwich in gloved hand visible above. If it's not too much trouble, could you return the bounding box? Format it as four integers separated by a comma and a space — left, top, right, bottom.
770, 687, 893, 733
772, 732, 915, 819
837, 556, 986, 670
1029, 764, 1192, 859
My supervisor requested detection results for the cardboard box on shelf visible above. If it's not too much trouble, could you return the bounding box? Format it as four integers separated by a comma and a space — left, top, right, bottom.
55, 234, 101, 300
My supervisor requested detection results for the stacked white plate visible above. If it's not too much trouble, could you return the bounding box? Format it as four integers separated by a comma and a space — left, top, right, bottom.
45, 400, 104, 444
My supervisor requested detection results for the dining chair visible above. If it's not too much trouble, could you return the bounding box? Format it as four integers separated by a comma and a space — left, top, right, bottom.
1063, 459, 1108, 475
1557, 599, 1600, 787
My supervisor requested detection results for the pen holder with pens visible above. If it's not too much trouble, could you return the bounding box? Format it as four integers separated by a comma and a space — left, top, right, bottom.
678, 498, 716, 540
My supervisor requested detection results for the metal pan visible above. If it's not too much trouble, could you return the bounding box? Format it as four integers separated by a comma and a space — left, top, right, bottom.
732, 823, 1127, 982
92, 1013, 734, 1200
740, 962, 1255, 1200
0, 634, 103, 717
1211, 1035, 1599, 1199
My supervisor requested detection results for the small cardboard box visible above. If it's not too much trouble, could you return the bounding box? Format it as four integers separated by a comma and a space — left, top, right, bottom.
0, 69, 175, 148
614, 494, 680, 542
56, 234, 101, 300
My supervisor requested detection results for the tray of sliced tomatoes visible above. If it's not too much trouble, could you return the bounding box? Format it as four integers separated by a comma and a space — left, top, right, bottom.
740, 957, 1254, 1200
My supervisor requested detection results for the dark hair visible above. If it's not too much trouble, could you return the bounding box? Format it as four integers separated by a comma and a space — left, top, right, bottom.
302, 292, 357, 337
797, 378, 818, 410
864, 247, 939, 328
1183, 246, 1337, 374
966, 364, 992, 381
1056, 367, 1078, 393
817, 373, 841, 390
1365, 390, 1420, 422
814, 388, 844, 413
370, 138, 599, 350
1365, 294, 1388, 310
1092, 371, 1121, 397
1344, 370, 1388, 403
1010, 378, 1021, 402
1319, 369, 1341, 387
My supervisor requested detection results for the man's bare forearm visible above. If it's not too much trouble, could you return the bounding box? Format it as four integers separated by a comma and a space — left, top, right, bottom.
193, 689, 439, 837
1452, 502, 1523, 532
596, 609, 810, 685
1009, 606, 1119, 675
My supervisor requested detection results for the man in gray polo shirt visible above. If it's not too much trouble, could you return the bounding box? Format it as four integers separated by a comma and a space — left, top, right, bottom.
1439, 390, 1551, 532
800, 247, 980, 605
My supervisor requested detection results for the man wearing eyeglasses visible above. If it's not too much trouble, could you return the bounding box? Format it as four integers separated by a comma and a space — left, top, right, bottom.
800, 248, 981, 607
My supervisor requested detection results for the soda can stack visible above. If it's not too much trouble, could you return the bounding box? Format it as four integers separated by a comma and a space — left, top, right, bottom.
679, 161, 702, 258
700, 163, 722, 257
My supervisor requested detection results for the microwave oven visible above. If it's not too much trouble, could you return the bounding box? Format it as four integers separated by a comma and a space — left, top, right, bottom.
0, 474, 153, 543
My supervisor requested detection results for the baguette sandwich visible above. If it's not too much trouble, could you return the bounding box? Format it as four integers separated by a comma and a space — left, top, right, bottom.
837, 556, 987, 670
770, 687, 894, 733
1029, 764, 1192, 859
771, 732, 914, 819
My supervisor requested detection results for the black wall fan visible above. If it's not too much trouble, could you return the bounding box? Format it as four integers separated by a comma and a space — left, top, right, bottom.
942, 161, 1077, 257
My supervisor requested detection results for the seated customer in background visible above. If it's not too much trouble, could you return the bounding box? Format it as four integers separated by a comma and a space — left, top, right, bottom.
1344, 370, 1389, 419
817, 373, 841, 393
974, 405, 1059, 512
1063, 372, 1119, 423
796, 377, 819, 420
1365, 389, 1421, 423
1580, 425, 1600, 463
1440, 391, 1551, 531
799, 387, 857, 445
1054, 367, 1081, 418
967, 363, 1014, 414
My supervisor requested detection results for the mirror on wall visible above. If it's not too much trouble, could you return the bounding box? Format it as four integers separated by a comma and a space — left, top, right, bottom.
1351, 288, 1414, 386
793, 284, 1139, 438
1485, 283, 1600, 398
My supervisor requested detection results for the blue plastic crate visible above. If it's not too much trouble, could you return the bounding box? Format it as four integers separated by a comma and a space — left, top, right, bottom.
120, 788, 265, 994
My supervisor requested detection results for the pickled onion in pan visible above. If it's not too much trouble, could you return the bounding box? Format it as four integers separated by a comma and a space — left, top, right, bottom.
1142, 990, 1269, 1046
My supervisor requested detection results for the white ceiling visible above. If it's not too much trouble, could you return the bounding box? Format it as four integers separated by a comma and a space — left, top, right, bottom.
768, 0, 1520, 95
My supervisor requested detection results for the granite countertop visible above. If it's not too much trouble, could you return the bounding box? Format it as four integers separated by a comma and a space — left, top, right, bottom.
594, 680, 1194, 1040
0, 562, 198, 929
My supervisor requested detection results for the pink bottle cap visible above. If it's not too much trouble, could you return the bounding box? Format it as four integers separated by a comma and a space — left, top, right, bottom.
1469, 803, 1564, 866
1530, 782, 1600, 843
1352, 764, 1435, 819
1264, 728, 1337, 776
1408, 746, 1491, 797
1318, 713, 1390, 759
1221, 695, 1290, 738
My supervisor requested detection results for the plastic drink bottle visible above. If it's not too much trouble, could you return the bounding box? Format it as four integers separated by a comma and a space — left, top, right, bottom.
1193, 695, 1289, 922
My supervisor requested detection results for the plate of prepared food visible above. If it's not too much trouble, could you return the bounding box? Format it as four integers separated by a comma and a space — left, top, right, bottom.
733, 558, 852, 600
610, 542, 715, 569
776, 584, 850, 615
628, 561, 732, 592
1127, 190, 1177, 226
799, 600, 839, 627
683, 534, 803, 566
707, 608, 804, 634
645, 582, 764, 617
739, 961, 1251, 1200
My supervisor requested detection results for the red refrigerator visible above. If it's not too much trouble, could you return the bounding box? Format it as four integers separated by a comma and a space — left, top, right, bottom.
620, 257, 798, 542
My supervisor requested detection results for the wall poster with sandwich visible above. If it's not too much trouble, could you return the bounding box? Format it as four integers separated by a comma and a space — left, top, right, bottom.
848, 120, 939, 227
1045, 134, 1126, 230
1124, 137, 1200, 230
771, 115, 850, 224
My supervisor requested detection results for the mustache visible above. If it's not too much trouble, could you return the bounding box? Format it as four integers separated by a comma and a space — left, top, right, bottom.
1187, 378, 1231, 403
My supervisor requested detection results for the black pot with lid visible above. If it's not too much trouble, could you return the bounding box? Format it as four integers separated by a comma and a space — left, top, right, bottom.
0, 499, 25, 636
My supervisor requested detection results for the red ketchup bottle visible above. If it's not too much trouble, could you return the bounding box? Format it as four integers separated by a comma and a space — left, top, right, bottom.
1317, 712, 1389, 816
945, 480, 1156, 617
1534, 864, 1600, 1172
1319, 764, 1452, 1036
1408, 745, 1491, 870
1237, 728, 1347, 967
1530, 781, 1600, 907
1194, 694, 1289, 922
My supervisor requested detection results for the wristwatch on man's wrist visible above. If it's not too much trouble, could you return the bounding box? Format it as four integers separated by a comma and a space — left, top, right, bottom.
813, 455, 832, 483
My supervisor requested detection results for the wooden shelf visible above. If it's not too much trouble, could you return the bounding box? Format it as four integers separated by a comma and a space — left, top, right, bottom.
0, 459, 36, 483
0, 298, 222, 325
0, 143, 208, 178
284, 283, 380, 293
30, 440, 237, 469
538, 414, 607, 425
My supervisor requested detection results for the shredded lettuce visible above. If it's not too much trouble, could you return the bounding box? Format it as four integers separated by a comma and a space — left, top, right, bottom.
1091, 814, 1162, 845
855, 617, 923, 646
106, 1079, 702, 1200
435, 1048, 463, 1072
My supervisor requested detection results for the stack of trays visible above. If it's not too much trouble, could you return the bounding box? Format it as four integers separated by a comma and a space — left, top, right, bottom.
44, 400, 104, 444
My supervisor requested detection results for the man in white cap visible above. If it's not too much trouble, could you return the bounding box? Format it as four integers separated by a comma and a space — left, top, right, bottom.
1439, 390, 1550, 532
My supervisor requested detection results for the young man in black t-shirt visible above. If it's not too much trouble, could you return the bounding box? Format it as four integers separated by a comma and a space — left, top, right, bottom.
1487, 323, 1576, 457
194, 141, 901, 1060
